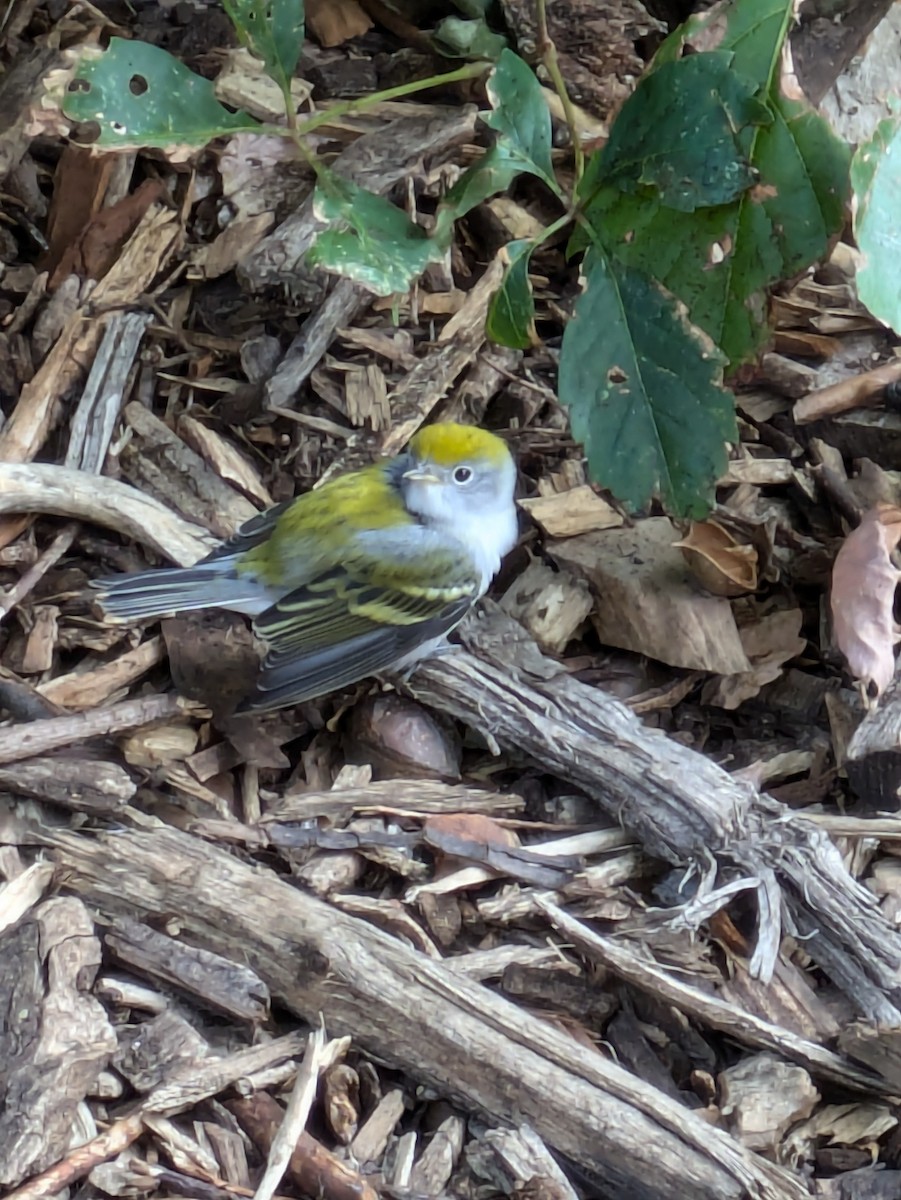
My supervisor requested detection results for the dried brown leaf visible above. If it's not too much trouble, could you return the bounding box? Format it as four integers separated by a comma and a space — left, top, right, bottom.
831, 503, 901, 697
675, 520, 759, 597
307, 0, 372, 47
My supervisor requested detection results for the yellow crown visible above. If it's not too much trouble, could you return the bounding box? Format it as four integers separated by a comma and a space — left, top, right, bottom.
409, 423, 511, 468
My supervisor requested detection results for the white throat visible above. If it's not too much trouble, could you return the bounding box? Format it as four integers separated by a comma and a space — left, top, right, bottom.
424, 504, 518, 593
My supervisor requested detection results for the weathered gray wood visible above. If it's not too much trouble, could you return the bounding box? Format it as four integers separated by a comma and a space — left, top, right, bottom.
403, 609, 901, 1026
44, 824, 805, 1200
0, 898, 115, 1185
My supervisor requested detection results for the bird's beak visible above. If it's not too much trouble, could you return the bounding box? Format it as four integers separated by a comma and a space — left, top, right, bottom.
403, 466, 441, 485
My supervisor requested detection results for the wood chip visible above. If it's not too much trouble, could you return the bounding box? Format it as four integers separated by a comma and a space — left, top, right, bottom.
520, 484, 623, 537
177, 414, 273, 507
499, 556, 592, 654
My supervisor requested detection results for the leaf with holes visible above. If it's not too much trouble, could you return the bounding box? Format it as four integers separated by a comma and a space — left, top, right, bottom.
62, 39, 259, 149
559, 250, 735, 517
573, 0, 850, 367
221, 0, 305, 100
588, 51, 769, 212
307, 174, 448, 295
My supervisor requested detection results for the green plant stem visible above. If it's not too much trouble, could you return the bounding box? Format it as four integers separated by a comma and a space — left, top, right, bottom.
535, 210, 572, 248
288, 128, 326, 178
534, 0, 583, 183
293, 61, 490, 140
282, 81, 298, 134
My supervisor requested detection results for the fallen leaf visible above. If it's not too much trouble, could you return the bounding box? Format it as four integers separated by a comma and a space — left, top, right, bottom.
704, 606, 806, 709
550, 520, 751, 674
830, 503, 901, 698
675, 520, 758, 597
307, 0, 372, 47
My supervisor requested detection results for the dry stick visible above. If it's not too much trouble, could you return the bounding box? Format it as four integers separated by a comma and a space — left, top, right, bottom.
2, 1114, 145, 1200
402, 609, 901, 1026
253, 1026, 342, 1200
228, 1092, 377, 1200
0, 522, 78, 621
44, 823, 805, 1200
0, 694, 184, 764
535, 897, 890, 1096
793, 357, 901, 424
0, 463, 213, 565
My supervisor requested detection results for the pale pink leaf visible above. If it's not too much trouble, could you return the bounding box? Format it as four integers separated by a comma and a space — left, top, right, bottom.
831, 503, 901, 697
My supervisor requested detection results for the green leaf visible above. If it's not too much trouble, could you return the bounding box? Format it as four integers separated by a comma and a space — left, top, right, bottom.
482, 48, 558, 192
307, 174, 447, 296
220, 0, 304, 98
438, 144, 521, 230
852, 113, 901, 334
487, 239, 537, 348
593, 52, 769, 212
576, 0, 850, 366
306, 51, 559, 294
433, 16, 508, 60
559, 251, 735, 517
431, 50, 561, 240
62, 38, 259, 148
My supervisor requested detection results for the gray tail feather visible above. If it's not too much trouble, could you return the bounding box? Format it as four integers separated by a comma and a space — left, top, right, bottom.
92, 566, 263, 622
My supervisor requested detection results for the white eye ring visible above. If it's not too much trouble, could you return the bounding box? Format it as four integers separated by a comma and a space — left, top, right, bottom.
453, 465, 473, 484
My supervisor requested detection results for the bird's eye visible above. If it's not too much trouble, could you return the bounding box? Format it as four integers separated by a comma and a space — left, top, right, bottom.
453, 465, 473, 484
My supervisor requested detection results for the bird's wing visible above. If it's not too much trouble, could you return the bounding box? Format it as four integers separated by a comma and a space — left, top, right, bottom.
244, 531, 478, 710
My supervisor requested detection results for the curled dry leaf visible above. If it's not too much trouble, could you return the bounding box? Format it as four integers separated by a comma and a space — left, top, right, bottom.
322, 1062, 361, 1145
830, 503, 901, 698
675, 520, 758, 597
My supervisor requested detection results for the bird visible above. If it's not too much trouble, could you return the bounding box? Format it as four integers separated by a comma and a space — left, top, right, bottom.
93, 423, 518, 711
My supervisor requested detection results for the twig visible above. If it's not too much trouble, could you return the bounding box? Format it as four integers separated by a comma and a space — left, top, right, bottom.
2, 1114, 145, 1200
0, 463, 214, 565
536, 897, 893, 1096
403, 607, 901, 1025
0, 694, 185, 764
0, 522, 78, 622
254, 1025, 348, 1200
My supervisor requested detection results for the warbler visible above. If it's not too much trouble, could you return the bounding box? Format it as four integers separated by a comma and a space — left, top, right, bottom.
94, 423, 518, 711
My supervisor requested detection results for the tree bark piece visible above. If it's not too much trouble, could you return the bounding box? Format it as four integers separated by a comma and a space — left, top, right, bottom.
0, 897, 116, 1186
403, 608, 901, 1027
0, 694, 185, 764
43, 823, 805, 1200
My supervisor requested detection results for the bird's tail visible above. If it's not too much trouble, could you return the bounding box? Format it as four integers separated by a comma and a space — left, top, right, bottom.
92, 561, 269, 623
